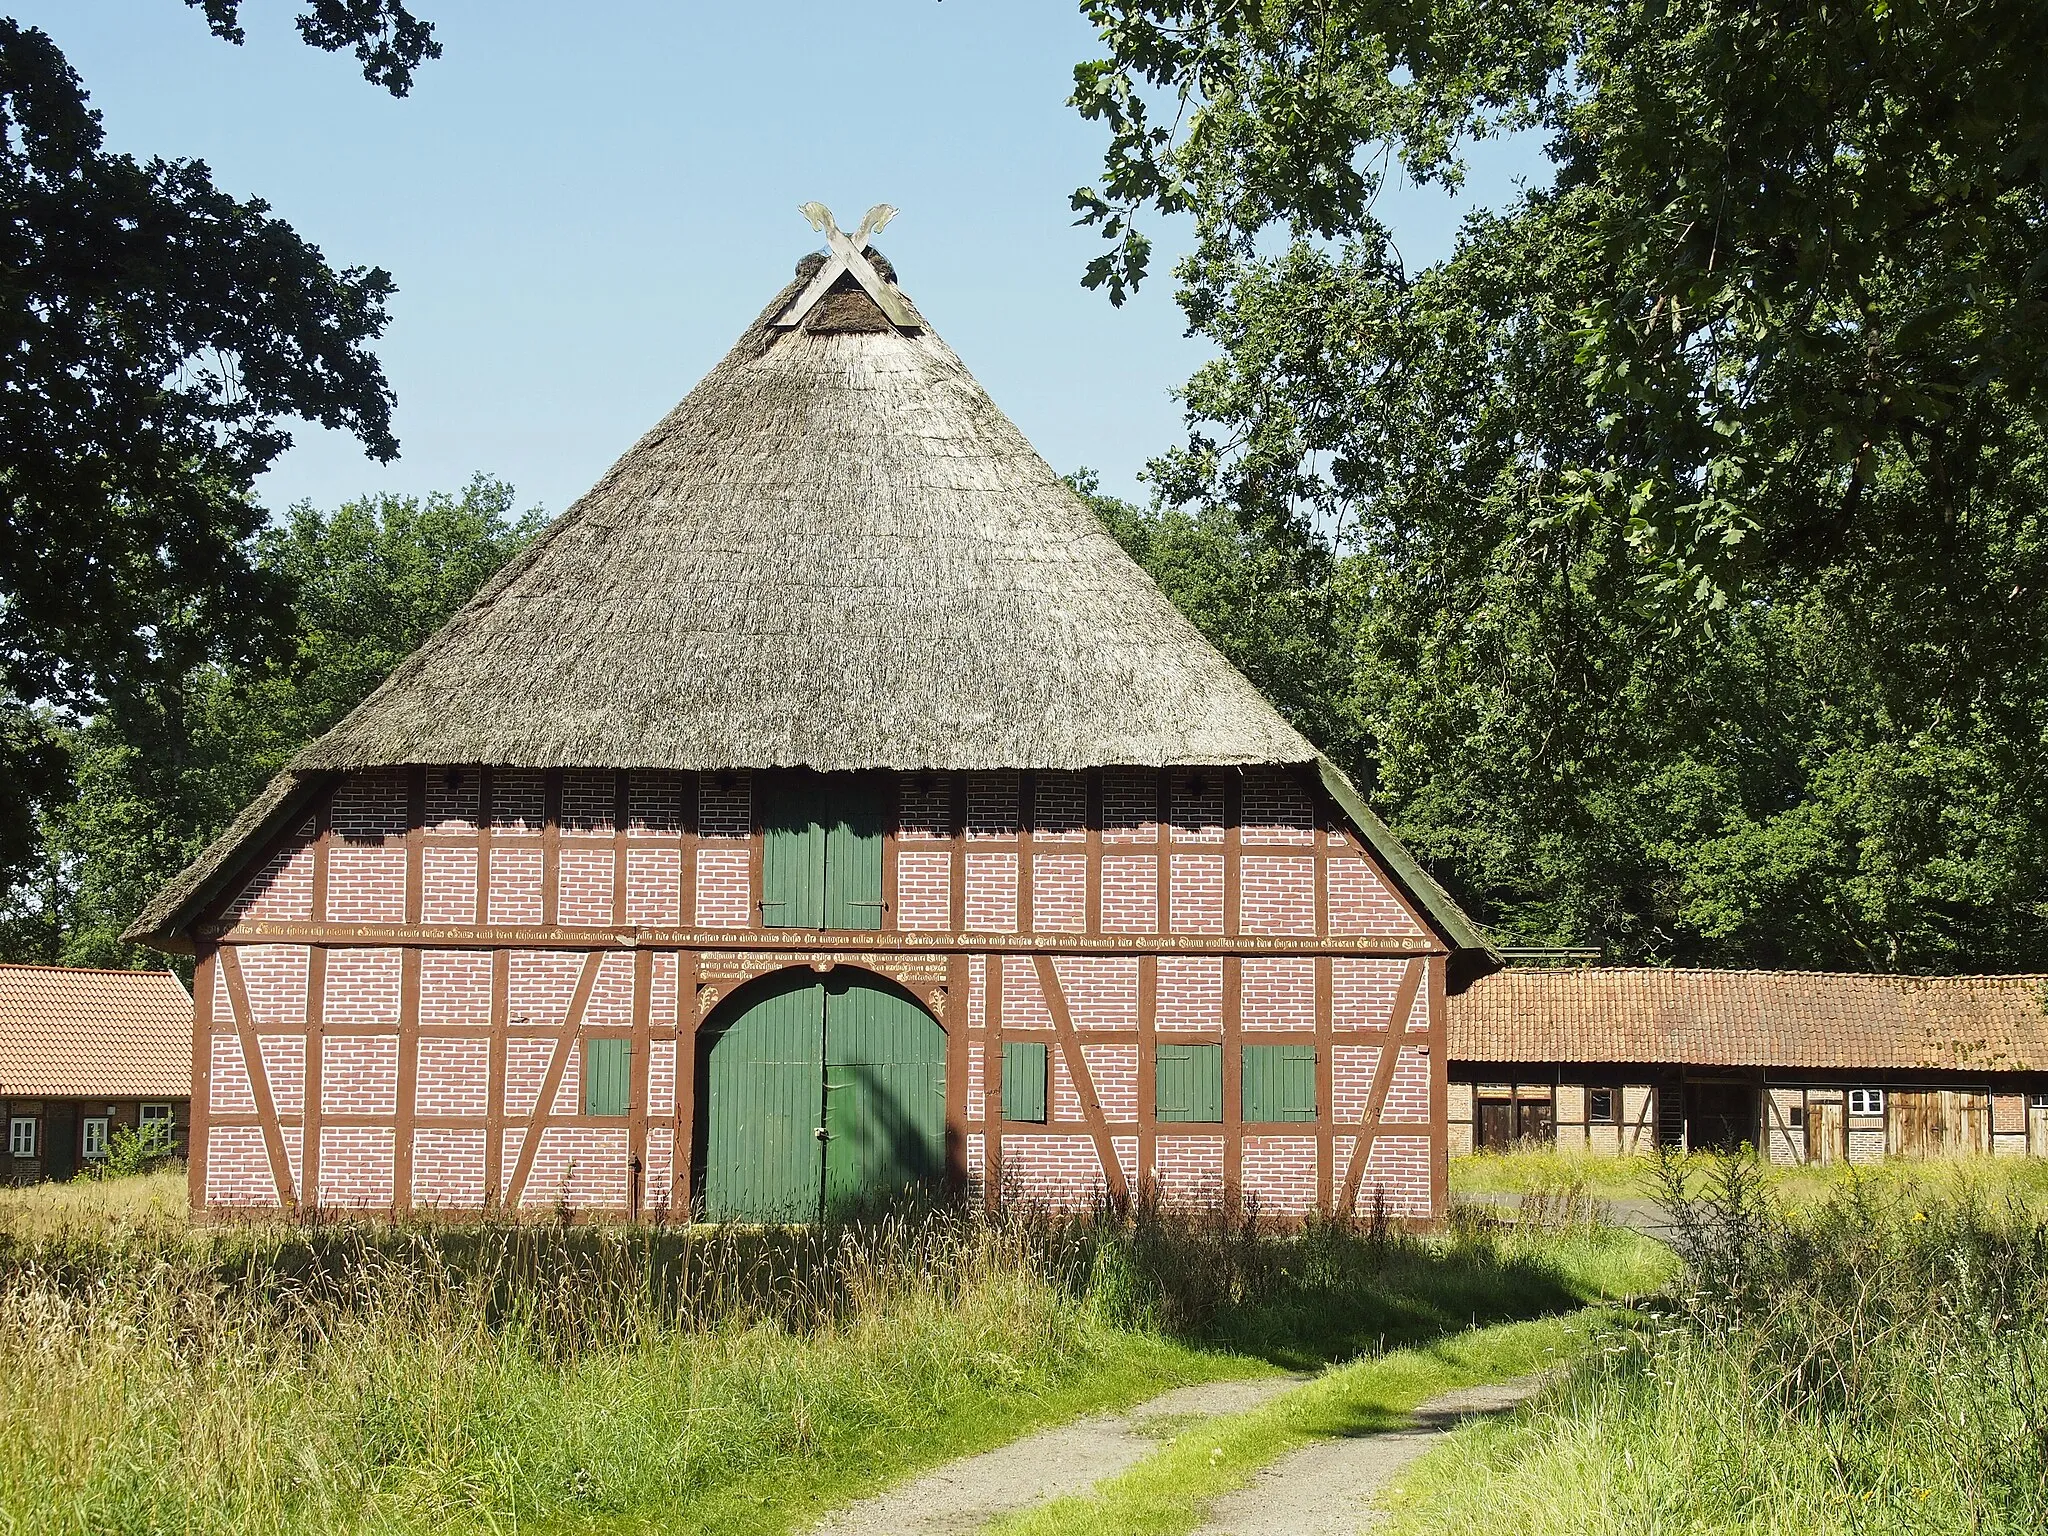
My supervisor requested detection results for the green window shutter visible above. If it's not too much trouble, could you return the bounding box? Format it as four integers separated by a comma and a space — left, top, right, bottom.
1156, 1042, 1223, 1123
1002, 1040, 1048, 1123
823, 775, 886, 931
585, 1037, 630, 1117
762, 773, 827, 928
1242, 1045, 1317, 1123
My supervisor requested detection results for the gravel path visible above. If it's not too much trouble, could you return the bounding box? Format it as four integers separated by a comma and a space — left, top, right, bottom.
1188, 1374, 1551, 1536
805, 1374, 1304, 1536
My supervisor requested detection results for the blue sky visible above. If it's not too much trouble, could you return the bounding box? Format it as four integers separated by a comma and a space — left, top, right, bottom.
16, 2, 1544, 519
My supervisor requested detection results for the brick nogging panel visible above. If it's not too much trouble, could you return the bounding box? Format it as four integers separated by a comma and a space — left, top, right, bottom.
196, 765, 1452, 1220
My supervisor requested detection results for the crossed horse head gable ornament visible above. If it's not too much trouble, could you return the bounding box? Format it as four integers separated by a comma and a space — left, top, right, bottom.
773, 202, 920, 333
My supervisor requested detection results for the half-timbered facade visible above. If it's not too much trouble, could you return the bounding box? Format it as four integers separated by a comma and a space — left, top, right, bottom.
1450, 967, 2048, 1164
131, 208, 1494, 1220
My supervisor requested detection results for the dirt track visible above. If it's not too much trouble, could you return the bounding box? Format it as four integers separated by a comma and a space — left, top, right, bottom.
807, 1373, 1304, 1536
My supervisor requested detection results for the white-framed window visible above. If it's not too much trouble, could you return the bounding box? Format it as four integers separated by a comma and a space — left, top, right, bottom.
138, 1104, 174, 1139
81, 1118, 109, 1159
8, 1117, 35, 1158
2031, 1093, 2048, 1111
1587, 1087, 1614, 1123
1849, 1088, 1886, 1117
1788, 1104, 1806, 1129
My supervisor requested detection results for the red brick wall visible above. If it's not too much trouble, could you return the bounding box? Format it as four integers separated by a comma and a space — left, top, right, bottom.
198, 764, 1448, 1220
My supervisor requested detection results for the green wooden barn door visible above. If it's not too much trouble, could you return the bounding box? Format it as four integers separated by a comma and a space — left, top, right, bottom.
822, 973, 947, 1214
761, 776, 829, 928
764, 772, 885, 931
704, 970, 947, 1221
823, 776, 887, 930
703, 975, 827, 1221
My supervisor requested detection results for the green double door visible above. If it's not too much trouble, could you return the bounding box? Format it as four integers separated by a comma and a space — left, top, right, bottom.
703, 970, 947, 1222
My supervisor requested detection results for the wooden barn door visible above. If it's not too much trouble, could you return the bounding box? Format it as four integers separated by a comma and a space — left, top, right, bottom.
821, 975, 947, 1213
1888, 1090, 1992, 1158
704, 973, 826, 1221
1515, 1099, 1555, 1145
1477, 1099, 1515, 1151
702, 969, 945, 1221
1806, 1100, 1846, 1165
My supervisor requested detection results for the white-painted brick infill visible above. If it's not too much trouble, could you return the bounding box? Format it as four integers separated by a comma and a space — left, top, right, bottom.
415, 1038, 490, 1117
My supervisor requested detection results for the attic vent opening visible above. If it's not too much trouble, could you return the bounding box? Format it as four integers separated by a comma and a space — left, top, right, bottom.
774, 201, 921, 335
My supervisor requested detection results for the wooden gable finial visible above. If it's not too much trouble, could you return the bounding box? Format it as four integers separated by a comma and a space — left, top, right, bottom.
775, 202, 919, 332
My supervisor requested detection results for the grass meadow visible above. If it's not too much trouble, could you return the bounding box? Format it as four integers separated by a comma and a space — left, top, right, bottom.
1388, 1155, 2048, 1534
0, 1172, 1663, 1535
1452, 1142, 2048, 1208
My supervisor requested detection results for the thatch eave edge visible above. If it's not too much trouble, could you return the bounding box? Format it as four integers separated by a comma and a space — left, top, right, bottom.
1314, 756, 1500, 993
122, 770, 339, 954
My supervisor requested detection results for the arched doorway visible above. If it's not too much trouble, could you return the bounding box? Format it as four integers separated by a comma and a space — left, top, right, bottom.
699, 967, 947, 1222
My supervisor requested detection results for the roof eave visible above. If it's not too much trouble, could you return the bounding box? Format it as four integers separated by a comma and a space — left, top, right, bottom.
122, 770, 339, 954
1313, 756, 1501, 993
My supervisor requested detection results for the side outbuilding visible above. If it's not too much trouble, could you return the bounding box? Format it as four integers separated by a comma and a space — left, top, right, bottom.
0, 964, 191, 1181
1449, 967, 2048, 1163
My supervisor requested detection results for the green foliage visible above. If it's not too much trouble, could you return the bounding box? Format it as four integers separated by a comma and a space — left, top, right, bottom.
1073, 0, 2048, 600
1066, 4, 2048, 968
183, 2, 440, 95
0, 477, 542, 969
0, 4, 440, 901
1069, 320, 2048, 969
89, 1122, 175, 1181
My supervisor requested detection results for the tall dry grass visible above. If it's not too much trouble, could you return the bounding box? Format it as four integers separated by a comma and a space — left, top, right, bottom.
0, 1188, 1652, 1534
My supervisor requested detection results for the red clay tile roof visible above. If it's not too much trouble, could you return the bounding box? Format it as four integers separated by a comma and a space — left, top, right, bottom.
0, 964, 192, 1098
1450, 967, 2048, 1072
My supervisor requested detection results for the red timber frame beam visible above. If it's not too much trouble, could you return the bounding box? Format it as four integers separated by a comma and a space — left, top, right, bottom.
1032, 952, 1129, 1203
1336, 956, 1428, 1213
217, 945, 299, 1209
501, 949, 605, 1209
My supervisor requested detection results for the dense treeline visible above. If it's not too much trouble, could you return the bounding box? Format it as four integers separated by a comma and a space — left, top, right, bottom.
1069, 0, 2048, 971
0, 478, 540, 969
1077, 469, 2048, 972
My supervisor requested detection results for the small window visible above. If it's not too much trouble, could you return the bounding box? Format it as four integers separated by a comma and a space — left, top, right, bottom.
8, 1117, 34, 1158
584, 1038, 631, 1117
2030, 1093, 2048, 1111
1587, 1087, 1614, 1124
1002, 1040, 1048, 1123
1787, 1105, 1805, 1130
1849, 1088, 1885, 1117
1241, 1045, 1316, 1123
1156, 1042, 1224, 1123
82, 1118, 109, 1159
137, 1104, 174, 1150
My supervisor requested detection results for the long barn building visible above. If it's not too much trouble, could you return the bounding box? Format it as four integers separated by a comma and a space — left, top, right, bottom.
130, 212, 1494, 1222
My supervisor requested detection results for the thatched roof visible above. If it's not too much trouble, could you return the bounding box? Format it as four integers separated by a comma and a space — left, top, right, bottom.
294, 252, 1317, 774
127, 235, 1494, 968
